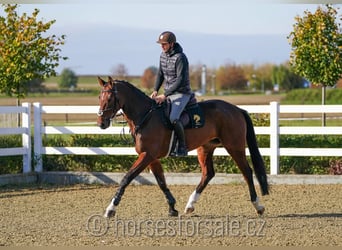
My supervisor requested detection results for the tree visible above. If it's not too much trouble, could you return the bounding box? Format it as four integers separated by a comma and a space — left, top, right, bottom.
111, 63, 128, 80
272, 63, 304, 91
252, 63, 274, 93
0, 4, 67, 101
189, 63, 203, 91
288, 4, 342, 125
336, 78, 342, 88
140, 66, 157, 89
58, 68, 78, 89
27, 78, 45, 93
216, 63, 247, 91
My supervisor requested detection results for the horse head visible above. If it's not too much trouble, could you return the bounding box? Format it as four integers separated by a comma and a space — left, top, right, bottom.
97, 76, 120, 129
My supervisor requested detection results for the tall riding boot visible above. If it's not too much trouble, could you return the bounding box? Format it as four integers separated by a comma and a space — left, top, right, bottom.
172, 119, 188, 156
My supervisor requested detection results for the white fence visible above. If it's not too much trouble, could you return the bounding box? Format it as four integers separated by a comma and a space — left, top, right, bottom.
30, 102, 342, 175
1, 102, 341, 175
0, 103, 31, 173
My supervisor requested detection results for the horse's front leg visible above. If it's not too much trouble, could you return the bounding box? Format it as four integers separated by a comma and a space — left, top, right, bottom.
149, 160, 178, 217
104, 152, 153, 218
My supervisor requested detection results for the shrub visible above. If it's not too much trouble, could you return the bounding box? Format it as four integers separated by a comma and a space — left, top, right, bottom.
282, 88, 342, 104
329, 159, 342, 175
0, 135, 23, 174
0, 117, 340, 175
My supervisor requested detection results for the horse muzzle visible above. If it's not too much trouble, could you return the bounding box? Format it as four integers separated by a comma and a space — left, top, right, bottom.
97, 117, 110, 129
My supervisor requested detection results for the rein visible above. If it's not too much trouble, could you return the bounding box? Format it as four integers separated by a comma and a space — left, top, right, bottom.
134, 102, 158, 135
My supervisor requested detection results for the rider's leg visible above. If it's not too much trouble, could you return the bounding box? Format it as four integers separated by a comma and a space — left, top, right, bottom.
172, 119, 187, 156
169, 93, 191, 156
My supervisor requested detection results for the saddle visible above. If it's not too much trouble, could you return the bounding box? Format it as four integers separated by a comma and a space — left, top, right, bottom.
155, 94, 205, 157
158, 94, 205, 130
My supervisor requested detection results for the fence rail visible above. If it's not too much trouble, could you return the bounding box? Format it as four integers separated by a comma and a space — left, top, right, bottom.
1, 102, 342, 175
32, 102, 342, 175
0, 103, 31, 173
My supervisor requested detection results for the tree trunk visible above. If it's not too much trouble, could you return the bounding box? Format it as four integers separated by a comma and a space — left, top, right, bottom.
321, 84, 326, 127
16, 98, 21, 127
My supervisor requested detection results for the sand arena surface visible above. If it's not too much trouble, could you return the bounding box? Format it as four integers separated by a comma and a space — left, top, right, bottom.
0, 183, 341, 246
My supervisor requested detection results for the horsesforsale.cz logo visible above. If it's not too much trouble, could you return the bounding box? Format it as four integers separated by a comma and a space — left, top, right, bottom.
86, 214, 266, 238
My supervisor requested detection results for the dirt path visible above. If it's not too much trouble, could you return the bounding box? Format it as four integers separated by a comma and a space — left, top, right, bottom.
0, 184, 341, 246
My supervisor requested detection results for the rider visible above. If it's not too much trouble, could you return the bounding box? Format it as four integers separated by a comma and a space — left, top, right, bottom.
150, 31, 193, 157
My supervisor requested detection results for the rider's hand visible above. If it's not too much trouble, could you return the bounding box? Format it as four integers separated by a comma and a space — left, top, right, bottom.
150, 91, 158, 99
155, 94, 166, 104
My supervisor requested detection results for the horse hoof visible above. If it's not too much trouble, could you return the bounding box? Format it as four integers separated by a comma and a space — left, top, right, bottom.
169, 209, 179, 217
256, 207, 265, 216
104, 209, 116, 218
184, 207, 194, 214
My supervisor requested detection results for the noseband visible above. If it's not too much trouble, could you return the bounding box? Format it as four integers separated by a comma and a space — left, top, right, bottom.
97, 84, 120, 118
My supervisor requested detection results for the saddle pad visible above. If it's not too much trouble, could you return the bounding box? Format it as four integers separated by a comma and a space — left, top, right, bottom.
183, 103, 205, 129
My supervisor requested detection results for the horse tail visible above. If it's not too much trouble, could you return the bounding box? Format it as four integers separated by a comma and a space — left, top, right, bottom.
241, 109, 269, 195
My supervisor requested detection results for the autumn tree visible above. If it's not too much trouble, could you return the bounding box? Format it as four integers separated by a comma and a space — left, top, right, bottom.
140, 66, 157, 89
336, 78, 342, 88
288, 4, 342, 125
216, 64, 247, 91
0, 4, 67, 102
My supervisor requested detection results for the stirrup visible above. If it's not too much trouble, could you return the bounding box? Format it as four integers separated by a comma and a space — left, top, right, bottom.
176, 147, 188, 157
176, 151, 188, 157
169, 146, 188, 157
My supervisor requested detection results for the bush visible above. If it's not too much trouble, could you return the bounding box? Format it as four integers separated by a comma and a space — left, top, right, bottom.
282, 88, 342, 104
0, 135, 23, 174
0, 114, 340, 175
38, 133, 338, 175
328, 159, 342, 175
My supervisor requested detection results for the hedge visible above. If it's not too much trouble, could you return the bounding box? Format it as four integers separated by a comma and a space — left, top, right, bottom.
1, 133, 341, 175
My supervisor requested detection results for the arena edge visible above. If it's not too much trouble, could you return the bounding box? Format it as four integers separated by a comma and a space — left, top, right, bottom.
1, 172, 341, 187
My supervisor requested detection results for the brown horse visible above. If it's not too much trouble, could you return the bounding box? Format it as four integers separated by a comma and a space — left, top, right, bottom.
97, 77, 269, 218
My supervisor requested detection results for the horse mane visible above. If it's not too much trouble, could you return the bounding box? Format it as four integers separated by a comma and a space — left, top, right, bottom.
115, 79, 152, 102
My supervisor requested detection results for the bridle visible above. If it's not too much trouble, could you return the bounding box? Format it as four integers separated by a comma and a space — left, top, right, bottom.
97, 80, 156, 135
97, 83, 120, 119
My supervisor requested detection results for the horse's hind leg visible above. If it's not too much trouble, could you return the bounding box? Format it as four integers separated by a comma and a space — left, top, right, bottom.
185, 145, 215, 214
104, 152, 153, 218
149, 159, 178, 216
227, 149, 265, 215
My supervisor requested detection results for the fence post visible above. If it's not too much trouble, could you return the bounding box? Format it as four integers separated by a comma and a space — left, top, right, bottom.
21, 102, 31, 173
270, 101, 279, 175
33, 102, 43, 172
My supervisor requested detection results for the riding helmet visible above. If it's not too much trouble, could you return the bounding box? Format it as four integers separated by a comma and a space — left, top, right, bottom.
156, 31, 176, 44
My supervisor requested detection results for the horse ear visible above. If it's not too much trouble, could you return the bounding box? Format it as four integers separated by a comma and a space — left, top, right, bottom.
108, 76, 115, 87
97, 77, 105, 87
108, 76, 114, 82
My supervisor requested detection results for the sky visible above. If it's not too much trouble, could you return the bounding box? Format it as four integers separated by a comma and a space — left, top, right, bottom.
15, 1, 332, 35
1, 1, 341, 75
